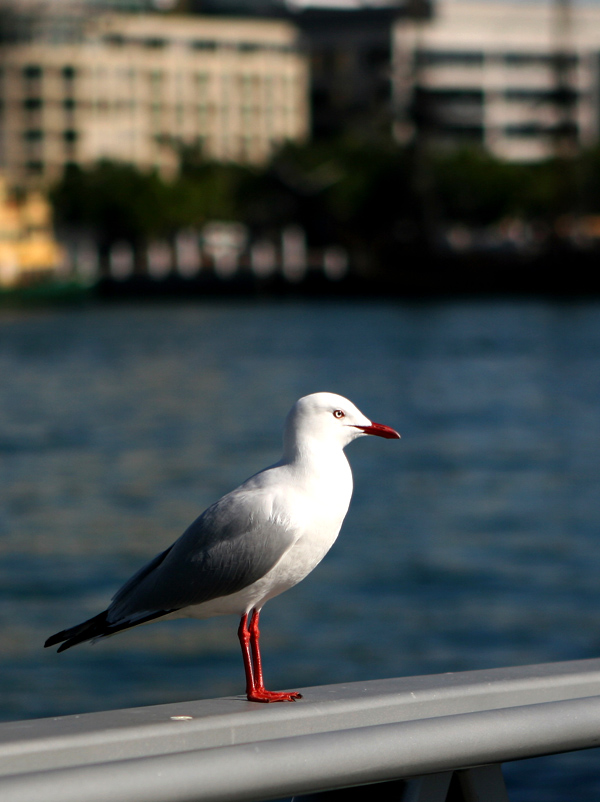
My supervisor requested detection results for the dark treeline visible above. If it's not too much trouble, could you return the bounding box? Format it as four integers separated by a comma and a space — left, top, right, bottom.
50, 139, 600, 279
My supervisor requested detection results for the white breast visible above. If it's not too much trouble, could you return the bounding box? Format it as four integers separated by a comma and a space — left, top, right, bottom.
183, 450, 353, 620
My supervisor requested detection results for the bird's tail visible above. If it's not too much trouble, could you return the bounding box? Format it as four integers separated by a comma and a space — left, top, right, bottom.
45, 608, 171, 652
45, 611, 112, 652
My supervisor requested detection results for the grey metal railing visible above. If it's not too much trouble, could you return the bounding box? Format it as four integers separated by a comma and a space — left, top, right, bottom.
1, 657, 600, 802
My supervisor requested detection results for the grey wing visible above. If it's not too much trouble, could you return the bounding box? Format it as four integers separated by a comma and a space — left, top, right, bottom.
107, 491, 296, 624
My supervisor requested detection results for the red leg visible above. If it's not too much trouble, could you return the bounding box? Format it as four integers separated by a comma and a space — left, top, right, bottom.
238, 609, 302, 703
237, 613, 255, 699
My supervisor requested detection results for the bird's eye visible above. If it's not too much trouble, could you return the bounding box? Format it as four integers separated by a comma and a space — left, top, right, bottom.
333, 409, 345, 419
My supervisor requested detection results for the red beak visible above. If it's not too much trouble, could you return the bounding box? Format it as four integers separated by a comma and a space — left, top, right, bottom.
354, 422, 401, 439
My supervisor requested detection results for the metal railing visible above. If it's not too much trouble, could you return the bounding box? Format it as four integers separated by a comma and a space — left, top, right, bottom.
1, 657, 600, 802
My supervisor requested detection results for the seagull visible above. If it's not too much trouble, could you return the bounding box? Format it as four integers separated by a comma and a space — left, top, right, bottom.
45, 392, 400, 703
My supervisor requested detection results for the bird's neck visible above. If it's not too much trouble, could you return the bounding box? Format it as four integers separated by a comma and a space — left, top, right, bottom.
282, 438, 351, 485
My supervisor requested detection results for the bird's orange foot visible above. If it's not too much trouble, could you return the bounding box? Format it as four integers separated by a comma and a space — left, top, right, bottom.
247, 689, 302, 703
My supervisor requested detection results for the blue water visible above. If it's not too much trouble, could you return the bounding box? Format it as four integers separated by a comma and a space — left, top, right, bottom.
1, 299, 600, 799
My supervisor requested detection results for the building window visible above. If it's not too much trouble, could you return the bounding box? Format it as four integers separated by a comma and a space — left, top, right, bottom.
23, 64, 42, 79
23, 98, 43, 110
503, 52, 578, 67
23, 129, 43, 141
191, 40, 217, 51
149, 71, 164, 98
412, 87, 484, 130
196, 105, 206, 130
240, 73, 254, 103
63, 129, 77, 157
505, 88, 578, 103
194, 72, 209, 96
504, 123, 547, 137
423, 88, 483, 102
238, 42, 260, 53
151, 103, 162, 128
416, 50, 484, 67
25, 160, 44, 175
62, 65, 76, 80
24, 129, 43, 160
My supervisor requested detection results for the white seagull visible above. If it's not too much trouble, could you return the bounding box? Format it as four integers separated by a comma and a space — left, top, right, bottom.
45, 392, 400, 703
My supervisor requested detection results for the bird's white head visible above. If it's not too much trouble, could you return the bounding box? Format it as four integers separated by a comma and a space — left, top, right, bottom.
283, 392, 400, 460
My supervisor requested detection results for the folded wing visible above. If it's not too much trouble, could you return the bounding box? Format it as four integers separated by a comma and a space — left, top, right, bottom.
45, 488, 297, 651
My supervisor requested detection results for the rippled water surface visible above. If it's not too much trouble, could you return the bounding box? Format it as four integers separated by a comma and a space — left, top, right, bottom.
1, 298, 600, 800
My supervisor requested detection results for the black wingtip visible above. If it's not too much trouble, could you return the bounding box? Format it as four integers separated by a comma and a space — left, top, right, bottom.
44, 610, 111, 652
45, 608, 175, 652
44, 632, 64, 649
56, 639, 78, 654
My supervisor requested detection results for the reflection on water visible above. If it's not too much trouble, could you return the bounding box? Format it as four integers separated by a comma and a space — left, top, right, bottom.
1, 300, 600, 800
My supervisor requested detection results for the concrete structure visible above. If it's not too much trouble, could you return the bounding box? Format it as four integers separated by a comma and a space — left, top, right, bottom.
394, 0, 600, 161
0, 4, 309, 185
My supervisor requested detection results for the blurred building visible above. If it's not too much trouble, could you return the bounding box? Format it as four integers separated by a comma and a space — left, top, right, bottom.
291, 3, 430, 141
0, 2, 309, 185
394, 0, 600, 161
187, 0, 431, 141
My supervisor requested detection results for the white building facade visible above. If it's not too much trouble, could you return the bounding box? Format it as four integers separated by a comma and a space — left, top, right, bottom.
394, 0, 600, 161
0, 9, 309, 185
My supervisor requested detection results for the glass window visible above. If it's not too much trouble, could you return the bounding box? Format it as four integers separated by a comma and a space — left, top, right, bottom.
191, 40, 217, 51
26, 160, 44, 175
23, 64, 42, 79
504, 123, 546, 137
416, 51, 484, 67
104, 35, 124, 47
505, 88, 578, 103
503, 52, 578, 67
